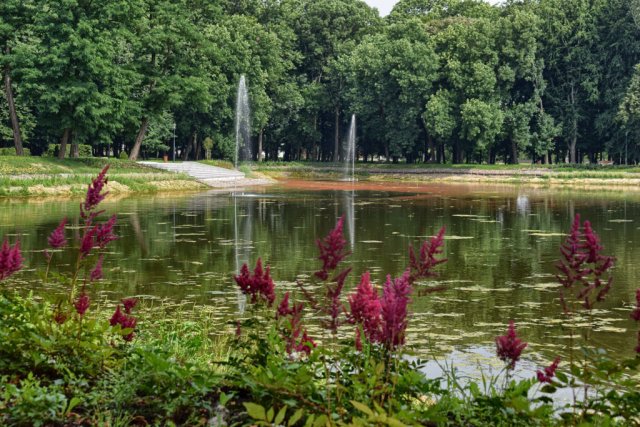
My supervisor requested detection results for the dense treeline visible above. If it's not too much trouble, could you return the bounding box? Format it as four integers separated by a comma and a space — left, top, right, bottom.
1, 0, 640, 164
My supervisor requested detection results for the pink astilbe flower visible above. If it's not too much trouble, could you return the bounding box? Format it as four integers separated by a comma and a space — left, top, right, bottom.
122, 297, 138, 314
81, 165, 109, 220
120, 315, 137, 341
47, 218, 68, 249
348, 272, 382, 342
95, 215, 118, 248
536, 357, 561, 383
630, 289, 640, 321
557, 214, 615, 311
0, 238, 23, 281
80, 226, 97, 259
53, 304, 68, 325
234, 258, 276, 306
109, 304, 137, 341
409, 226, 447, 281
295, 330, 316, 355
74, 293, 90, 317
326, 267, 352, 332
315, 216, 349, 280
110, 305, 125, 326
276, 293, 315, 356
380, 270, 412, 349
90, 255, 104, 282
496, 320, 528, 369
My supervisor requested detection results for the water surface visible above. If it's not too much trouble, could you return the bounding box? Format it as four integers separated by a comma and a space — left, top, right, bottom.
2, 181, 639, 365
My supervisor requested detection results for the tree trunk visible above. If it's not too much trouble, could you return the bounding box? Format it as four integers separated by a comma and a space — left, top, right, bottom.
510, 138, 519, 164
3, 67, 24, 156
258, 128, 264, 162
58, 128, 71, 159
183, 132, 197, 161
194, 133, 201, 160
129, 117, 150, 161
568, 84, 577, 164
453, 140, 462, 164
71, 141, 79, 158
426, 135, 436, 163
333, 107, 340, 162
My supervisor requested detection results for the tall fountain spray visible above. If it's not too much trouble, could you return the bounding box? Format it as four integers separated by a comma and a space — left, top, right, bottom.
344, 114, 356, 181
235, 75, 251, 168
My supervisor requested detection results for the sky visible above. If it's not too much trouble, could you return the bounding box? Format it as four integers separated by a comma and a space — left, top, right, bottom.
362, 0, 500, 17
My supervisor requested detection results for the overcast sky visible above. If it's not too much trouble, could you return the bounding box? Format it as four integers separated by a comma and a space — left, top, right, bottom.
362, 0, 500, 16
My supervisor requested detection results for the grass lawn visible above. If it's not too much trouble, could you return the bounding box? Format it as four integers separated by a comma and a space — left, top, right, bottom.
0, 157, 206, 197
249, 160, 640, 184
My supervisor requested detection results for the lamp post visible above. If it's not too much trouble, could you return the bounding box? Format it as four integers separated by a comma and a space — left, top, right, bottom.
172, 122, 176, 161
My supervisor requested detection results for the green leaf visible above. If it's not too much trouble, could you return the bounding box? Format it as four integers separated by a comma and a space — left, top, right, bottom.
555, 371, 568, 384
267, 407, 275, 422
540, 385, 557, 394
64, 397, 82, 415
304, 415, 315, 427
313, 414, 328, 427
244, 402, 267, 421
275, 406, 287, 425
288, 408, 304, 426
350, 400, 374, 416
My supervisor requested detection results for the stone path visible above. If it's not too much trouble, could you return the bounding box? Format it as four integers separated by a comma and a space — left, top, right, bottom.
138, 161, 245, 186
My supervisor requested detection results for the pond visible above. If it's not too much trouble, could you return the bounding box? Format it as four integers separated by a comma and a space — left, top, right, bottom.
2, 180, 640, 368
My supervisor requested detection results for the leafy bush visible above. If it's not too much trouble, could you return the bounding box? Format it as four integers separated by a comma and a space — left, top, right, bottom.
0, 147, 31, 156
118, 151, 128, 160
1, 168, 640, 425
43, 143, 92, 158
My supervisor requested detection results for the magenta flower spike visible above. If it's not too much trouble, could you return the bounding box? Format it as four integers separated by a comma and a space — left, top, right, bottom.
48, 218, 68, 249
315, 215, 349, 280
234, 258, 276, 306
74, 293, 90, 317
90, 255, 104, 282
380, 270, 412, 349
536, 357, 561, 383
0, 238, 24, 281
122, 297, 138, 314
348, 271, 382, 342
496, 320, 528, 369
81, 165, 110, 220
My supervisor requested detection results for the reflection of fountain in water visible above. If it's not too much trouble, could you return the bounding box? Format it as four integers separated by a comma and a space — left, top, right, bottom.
516, 194, 530, 215
235, 74, 251, 168
233, 191, 254, 313
343, 114, 356, 181
343, 190, 355, 250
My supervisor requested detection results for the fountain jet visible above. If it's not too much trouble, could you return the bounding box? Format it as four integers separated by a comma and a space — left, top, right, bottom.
235, 75, 251, 168
344, 114, 356, 181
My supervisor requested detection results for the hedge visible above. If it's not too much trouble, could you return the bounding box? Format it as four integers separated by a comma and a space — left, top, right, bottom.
43, 144, 93, 158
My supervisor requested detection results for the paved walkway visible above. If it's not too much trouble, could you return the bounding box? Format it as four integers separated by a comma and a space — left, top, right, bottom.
138, 161, 245, 186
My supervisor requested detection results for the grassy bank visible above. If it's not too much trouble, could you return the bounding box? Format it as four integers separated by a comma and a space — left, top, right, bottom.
0, 157, 206, 197
251, 161, 640, 187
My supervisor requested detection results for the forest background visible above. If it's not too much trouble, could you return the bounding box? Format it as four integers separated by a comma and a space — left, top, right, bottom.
2, 0, 640, 165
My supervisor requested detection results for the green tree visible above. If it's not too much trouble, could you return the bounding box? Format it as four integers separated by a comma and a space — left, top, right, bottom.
0, 0, 37, 155
619, 64, 640, 162
538, 0, 601, 163
27, 0, 137, 158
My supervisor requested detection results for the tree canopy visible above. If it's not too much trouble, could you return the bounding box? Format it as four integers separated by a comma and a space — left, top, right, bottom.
1, 0, 639, 164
